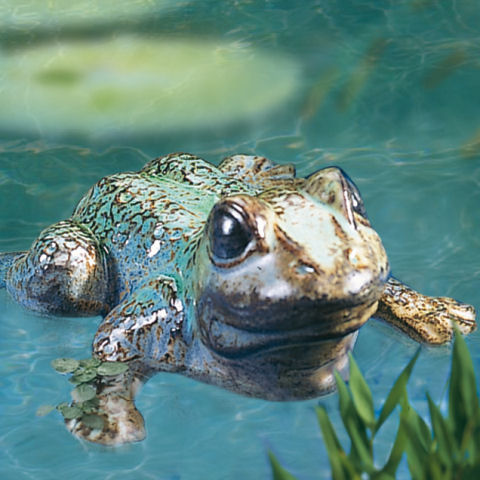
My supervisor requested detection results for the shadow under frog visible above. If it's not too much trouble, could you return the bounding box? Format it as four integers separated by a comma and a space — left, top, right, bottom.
0, 153, 476, 445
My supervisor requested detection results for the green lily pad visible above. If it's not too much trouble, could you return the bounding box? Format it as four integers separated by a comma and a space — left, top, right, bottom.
79, 357, 102, 369
51, 358, 80, 374
81, 414, 105, 431
36, 405, 55, 417
72, 384, 97, 402
0, 36, 300, 138
81, 397, 101, 414
70, 368, 98, 384
97, 362, 129, 376
58, 405, 83, 420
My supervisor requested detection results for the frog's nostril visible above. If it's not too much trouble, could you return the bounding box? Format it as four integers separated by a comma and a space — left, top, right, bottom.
295, 263, 316, 275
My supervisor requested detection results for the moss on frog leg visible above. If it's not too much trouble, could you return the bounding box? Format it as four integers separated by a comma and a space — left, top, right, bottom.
66, 371, 146, 446
51, 356, 146, 445
376, 277, 476, 344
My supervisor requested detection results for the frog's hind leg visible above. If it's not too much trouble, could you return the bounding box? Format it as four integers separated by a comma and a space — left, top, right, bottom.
0, 252, 25, 288
6, 220, 111, 316
375, 277, 476, 344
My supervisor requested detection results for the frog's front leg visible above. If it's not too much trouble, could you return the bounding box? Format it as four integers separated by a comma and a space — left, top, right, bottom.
68, 277, 186, 445
92, 275, 186, 367
375, 277, 476, 344
5, 220, 111, 316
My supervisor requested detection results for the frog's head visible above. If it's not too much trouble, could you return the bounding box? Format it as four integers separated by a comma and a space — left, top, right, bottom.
192, 167, 389, 398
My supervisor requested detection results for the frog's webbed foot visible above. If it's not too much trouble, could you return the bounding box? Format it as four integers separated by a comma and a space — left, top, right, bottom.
375, 277, 476, 344
5, 220, 111, 316
66, 367, 147, 445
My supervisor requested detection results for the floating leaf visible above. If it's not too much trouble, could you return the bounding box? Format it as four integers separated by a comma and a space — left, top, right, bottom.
97, 362, 129, 376
268, 451, 299, 480
70, 368, 97, 384
81, 414, 104, 431
0, 37, 300, 137
69, 376, 85, 385
51, 358, 79, 374
72, 384, 97, 402
81, 397, 101, 414
59, 405, 83, 420
79, 357, 101, 369
348, 354, 375, 429
36, 405, 55, 417
375, 348, 420, 432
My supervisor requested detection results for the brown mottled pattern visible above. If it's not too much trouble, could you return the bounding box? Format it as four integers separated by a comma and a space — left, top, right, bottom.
377, 277, 476, 344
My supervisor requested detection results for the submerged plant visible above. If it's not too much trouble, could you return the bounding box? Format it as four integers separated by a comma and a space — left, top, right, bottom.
270, 331, 480, 479
37, 356, 129, 431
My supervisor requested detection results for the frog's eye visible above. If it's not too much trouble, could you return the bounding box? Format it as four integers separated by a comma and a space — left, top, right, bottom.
209, 204, 253, 261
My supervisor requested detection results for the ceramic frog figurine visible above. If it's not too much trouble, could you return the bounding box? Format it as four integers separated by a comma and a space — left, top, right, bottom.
0, 153, 476, 444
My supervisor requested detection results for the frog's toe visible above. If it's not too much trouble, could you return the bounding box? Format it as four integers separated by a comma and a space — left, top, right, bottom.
433, 296, 476, 336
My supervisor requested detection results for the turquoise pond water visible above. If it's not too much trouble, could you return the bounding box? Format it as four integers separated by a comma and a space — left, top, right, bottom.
0, 1, 479, 479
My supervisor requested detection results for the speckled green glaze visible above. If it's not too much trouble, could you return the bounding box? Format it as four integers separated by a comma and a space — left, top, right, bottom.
0, 153, 475, 444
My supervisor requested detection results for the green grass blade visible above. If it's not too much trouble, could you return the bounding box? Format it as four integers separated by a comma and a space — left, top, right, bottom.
427, 392, 456, 467
375, 348, 421, 433
380, 420, 407, 476
401, 403, 431, 479
371, 472, 396, 480
268, 451, 299, 480
344, 415, 376, 474
316, 406, 349, 480
348, 353, 376, 429
334, 372, 374, 474
448, 331, 479, 444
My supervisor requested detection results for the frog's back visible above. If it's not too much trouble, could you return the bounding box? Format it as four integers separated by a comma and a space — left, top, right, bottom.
70, 154, 263, 293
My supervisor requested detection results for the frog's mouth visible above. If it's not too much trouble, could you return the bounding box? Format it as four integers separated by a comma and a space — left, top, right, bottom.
197, 295, 379, 358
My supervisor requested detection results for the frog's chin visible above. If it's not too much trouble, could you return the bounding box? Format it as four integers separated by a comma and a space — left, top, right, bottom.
189, 328, 361, 401
197, 300, 378, 359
